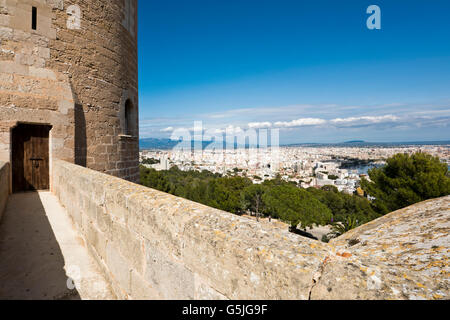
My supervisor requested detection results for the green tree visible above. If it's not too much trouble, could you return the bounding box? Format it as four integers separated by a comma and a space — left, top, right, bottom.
241, 184, 267, 220
307, 186, 379, 225
139, 166, 171, 193
205, 176, 252, 213
141, 158, 160, 165
361, 152, 450, 214
263, 184, 332, 229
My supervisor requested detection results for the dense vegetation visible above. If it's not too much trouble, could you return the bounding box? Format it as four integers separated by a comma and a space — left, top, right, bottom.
140, 166, 376, 232
361, 152, 450, 214
141, 157, 160, 165
140, 152, 449, 239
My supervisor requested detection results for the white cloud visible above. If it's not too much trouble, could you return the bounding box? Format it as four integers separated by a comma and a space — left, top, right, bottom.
275, 118, 327, 128
212, 128, 226, 134
160, 126, 174, 132
257, 114, 401, 129
248, 122, 272, 129
225, 125, 243, 134
331, 115, 399, 124
203, 125, 245, 136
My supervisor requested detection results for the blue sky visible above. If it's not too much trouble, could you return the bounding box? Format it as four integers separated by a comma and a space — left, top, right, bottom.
138, 0, 450, 144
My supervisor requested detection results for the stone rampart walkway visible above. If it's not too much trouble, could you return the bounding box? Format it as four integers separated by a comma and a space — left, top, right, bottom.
0, 192, 114, 300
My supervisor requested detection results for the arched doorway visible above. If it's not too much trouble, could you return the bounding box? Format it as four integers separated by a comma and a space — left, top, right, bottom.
11, 124, 52, 193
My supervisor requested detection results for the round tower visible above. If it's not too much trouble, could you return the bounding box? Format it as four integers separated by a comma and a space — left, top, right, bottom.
0, 0, 140, 190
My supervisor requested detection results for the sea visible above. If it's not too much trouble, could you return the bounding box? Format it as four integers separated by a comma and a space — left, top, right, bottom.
343, 163, 384, 175
345, 162, 450, 175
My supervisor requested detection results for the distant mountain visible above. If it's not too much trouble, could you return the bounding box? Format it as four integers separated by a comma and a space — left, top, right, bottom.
140, 138, 450, 150
285, 140, 450, 148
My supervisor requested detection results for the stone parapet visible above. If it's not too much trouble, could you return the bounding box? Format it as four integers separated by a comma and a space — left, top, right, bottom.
51, 159, 450, 300
322, 196, 450, 300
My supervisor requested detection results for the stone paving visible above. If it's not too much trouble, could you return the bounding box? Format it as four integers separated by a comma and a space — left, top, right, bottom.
0, 191, 114, 300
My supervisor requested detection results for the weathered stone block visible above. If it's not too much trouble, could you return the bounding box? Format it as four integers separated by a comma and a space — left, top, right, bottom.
95, 206, 113, 240
87, 223, 107, 262
106, 243, 131, 295
144, 238, 196, 300
110, 220, 145, 275
130, 269, 162, 300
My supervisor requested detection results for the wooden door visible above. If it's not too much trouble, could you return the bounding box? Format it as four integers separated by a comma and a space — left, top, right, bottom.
12, 124, 51, 193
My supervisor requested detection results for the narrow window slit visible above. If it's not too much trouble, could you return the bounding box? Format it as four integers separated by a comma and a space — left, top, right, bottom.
32, 7, 37, 30
124, 99, 134, 136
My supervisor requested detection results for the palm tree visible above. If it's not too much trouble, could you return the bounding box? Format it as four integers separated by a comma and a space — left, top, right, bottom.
329, 216, 361, 238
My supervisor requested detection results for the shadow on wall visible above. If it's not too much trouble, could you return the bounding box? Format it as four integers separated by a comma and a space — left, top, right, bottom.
71, 80, 87, 167
70, 80, 87, 167
71, 61, 87, 169
74, 103, 87, 167
0, 192, 81, 300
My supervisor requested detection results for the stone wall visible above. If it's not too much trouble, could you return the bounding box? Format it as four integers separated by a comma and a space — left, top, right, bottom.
52, 159, 334, 300
49, 0, 139, 182
0, 0, 75, 164
0, 0, 139, 182
1, 0, 76, 192
51, 159, 449, 300
320, 196, 450, 300
0, 161, 9, 221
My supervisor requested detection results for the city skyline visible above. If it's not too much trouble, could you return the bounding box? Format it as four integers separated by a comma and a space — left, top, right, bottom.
137, 0, 450, 144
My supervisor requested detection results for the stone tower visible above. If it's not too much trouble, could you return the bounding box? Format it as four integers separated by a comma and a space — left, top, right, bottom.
0, 0, 139, 189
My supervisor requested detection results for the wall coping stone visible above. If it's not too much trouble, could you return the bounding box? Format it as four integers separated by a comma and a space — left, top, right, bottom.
52, 159, 449, 300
